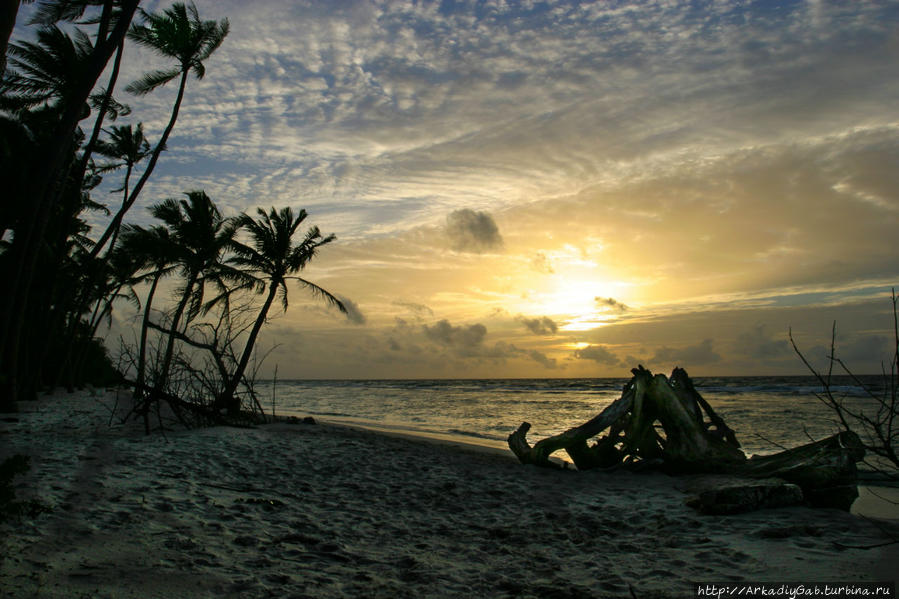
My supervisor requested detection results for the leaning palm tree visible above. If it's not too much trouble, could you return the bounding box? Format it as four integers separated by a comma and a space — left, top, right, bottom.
92, 123, 153, 255
116, 223, 177, 405
145, 190, 242, 399
89, 2, 229, 258
219, 207, 346, 414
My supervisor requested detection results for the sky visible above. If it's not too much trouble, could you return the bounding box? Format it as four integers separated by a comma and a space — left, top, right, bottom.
16, 0, 899, 379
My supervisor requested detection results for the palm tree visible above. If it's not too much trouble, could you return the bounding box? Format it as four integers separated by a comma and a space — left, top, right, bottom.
89, 2, 229, 258
219, 207, 346, 414
1, 25, 94, 113
92, 123, 152, 255
69, 241, 143, 386
2, 6, 134, 394
38, 121, 150, 391
26, 1, 140, 206
143, 190, 241, 397
0, 114, 36, 239
116, 223, 177, 412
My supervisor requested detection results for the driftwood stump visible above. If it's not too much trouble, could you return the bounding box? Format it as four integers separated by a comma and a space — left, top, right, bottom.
508, 366, 865, 511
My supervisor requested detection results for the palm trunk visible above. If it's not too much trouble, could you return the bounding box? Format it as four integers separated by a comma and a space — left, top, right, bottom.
104, 165, 133, 257
48, 34, 128, 390
76, 33, 126, 189
141, 268, 196, 432
90, 68, 190, 260
135, 270, 163, 398
0, 0, 21, 75
219, 280, 279, 414
155, 267, 198, 395
135, 270, 163, 434
54, 159, 135, 390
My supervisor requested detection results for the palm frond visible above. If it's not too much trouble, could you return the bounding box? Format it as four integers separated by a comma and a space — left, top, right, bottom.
150, 198, 187, 229
4, 25, 94, 107
89, 88, 131, 120
128, 2, 229, 78
195, 18, 229, 63
228, 239, 270, 274
94, 123, 152, 164
29, 0, 95, 25
290, 276, 348, 314
190, 60, 205, 80
124, 68, 181, 95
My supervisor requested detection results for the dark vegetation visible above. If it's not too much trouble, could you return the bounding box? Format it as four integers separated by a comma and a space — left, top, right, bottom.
0, 1, 345, 424
790, 289, 899, 484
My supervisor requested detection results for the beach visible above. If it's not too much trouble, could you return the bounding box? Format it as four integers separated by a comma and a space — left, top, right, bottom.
1, 390, 897, 598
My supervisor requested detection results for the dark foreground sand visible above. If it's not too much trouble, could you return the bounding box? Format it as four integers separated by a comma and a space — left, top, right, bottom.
1, 390, 897, 598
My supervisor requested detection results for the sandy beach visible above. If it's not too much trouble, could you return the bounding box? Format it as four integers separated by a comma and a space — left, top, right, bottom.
1, 390, 897, 598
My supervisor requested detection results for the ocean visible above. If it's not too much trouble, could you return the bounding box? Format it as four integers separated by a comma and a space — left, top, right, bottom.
263, 374, 889, 461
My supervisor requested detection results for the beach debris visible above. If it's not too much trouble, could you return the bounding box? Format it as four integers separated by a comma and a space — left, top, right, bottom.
685, 476, 804, 515
508, 365, 866, 511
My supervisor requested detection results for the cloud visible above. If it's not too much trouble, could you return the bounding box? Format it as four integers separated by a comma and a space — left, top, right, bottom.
416, 318, 557, 368
792, 333, 891, 374
445, 209, 503, 253
836, 335, 891, 370
573, 344, 621, 366
531, 252, 554, 274
527, 349, 558, 369
40, 1, 897, 379
423, 319, 487, 348
734, 325, 790, 360
480, 341, 559, 369
393, 300, 434, 319
518, 315, 558, 336
651, 339, 721, 366
596, 297, 629, 313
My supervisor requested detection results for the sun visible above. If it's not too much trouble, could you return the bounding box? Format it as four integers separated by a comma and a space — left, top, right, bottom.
518, 276, 629, 332
535, 279, 607, 317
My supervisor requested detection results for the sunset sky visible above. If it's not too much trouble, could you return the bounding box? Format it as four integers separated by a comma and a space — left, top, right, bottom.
19, 0, 899, 378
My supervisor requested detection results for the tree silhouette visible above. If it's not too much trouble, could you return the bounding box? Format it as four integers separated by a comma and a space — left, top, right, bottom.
1, 25, 95, 112
219, 207, 346, 413
140, 190, 242, 399
20, 1, 137, 200
92, 122, 152, 254
115, 222, 178, 429
0, 0, 139, 407
89, 2, 229, 259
